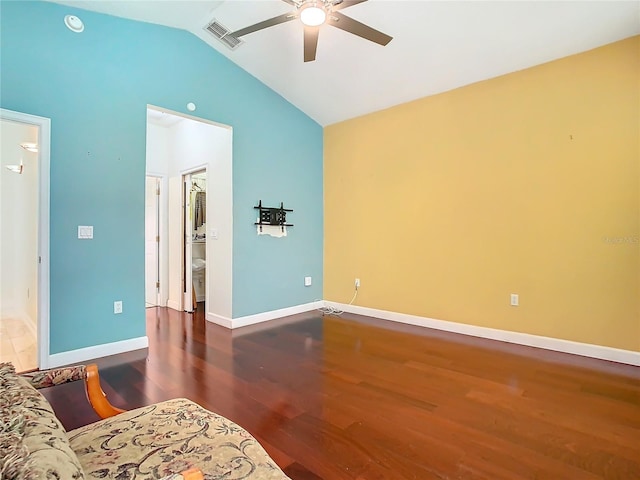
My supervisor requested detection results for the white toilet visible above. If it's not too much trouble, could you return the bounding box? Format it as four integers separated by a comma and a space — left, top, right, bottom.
192, 258, 206, 302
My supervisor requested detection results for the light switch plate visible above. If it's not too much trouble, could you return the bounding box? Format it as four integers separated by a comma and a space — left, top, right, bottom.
304, 276, 312, 286
78, 226, 93, 239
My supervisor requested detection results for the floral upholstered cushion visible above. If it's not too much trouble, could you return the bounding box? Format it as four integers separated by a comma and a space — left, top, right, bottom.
0, 362, 85, 480
68, 398, 291, 480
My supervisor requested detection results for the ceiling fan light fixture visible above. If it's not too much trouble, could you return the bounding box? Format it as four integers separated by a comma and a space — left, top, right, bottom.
300, 6, 326, 27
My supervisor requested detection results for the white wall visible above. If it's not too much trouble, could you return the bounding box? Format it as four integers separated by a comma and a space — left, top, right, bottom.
146, 122, 170, 174
171, 120, 233, 320
0, 120, 38, 329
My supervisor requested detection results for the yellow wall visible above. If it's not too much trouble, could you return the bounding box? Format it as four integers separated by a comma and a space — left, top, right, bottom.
324, 36, 640, 352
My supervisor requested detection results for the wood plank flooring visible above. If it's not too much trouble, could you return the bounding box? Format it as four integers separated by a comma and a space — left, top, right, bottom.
41, 306, 640, 479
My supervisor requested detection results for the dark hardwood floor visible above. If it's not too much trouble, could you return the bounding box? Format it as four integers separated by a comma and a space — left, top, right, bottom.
42, 306, 640, 479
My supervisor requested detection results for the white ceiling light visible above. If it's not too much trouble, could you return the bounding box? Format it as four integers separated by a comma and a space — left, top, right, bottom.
300, 6, 326, 27
20, 142, 38, 153
64, 15, 85, 33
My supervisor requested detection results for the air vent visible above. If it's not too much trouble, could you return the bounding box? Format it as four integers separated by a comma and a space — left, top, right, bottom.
204, 19, 243, 50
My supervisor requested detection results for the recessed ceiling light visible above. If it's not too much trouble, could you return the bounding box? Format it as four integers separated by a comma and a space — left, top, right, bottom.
20, 142, 38, 153
64, 15, 84, 33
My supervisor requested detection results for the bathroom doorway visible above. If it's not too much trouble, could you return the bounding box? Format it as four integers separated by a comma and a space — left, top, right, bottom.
183, 170, 207, 313
0, 108, 51, 371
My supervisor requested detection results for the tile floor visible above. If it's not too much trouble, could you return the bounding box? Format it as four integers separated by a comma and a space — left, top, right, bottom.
0, 315, 37, 372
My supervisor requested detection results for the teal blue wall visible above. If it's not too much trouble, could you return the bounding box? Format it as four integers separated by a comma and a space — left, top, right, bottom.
0, 1, 323, 352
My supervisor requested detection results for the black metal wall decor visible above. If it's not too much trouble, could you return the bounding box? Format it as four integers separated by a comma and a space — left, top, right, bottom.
254, 200, 293, 232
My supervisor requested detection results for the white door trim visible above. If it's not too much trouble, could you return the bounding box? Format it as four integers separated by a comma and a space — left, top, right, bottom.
183, 173, 194, 312
0, 108, 51, 369
145, 175, 161, 307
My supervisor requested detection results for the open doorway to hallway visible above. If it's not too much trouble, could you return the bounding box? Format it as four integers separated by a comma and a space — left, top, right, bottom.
145, 105, 233, 324
0, 110, 50, 372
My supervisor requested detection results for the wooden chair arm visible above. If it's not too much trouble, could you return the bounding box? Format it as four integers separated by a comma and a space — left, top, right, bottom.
181, 469, 203, 480
84, 363, 126, 419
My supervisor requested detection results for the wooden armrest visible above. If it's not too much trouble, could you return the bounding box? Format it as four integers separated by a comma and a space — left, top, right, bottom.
182, 469, 203, 480
84, 363, 126, 419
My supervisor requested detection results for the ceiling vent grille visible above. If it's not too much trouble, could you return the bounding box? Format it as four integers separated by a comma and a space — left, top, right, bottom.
204, 19, 243, 50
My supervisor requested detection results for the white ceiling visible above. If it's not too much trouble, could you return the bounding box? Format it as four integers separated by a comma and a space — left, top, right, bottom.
48, 1, 639, 126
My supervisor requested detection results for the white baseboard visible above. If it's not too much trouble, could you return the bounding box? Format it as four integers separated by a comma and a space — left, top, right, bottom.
1, 309, 37, 337
206, 312, 233, 328
231, 301, 323, 328
47, 336, 149, 368
206, 301, 323, 329
23, 313, 37, 338
167, 299, 181, 311
326, 302, 640, 367
0, 305, 19, 318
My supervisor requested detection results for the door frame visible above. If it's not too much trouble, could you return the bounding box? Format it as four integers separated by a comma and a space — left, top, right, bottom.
182, 166, 207, 313
145, 175, 161, 307
146, 104, 233, 323
0, 108, 51, 369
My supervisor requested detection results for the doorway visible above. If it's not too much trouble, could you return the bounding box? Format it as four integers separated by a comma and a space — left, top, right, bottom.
0, 108, 51, 371
145, 105, 233, 324
183, 170, 207, 313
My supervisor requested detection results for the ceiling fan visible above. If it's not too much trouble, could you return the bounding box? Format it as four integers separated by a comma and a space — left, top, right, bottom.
230, 0, 392, 62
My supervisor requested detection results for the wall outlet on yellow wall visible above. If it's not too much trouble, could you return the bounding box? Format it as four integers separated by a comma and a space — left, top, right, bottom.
510, 294, 519, 307
355, 278, 361, 289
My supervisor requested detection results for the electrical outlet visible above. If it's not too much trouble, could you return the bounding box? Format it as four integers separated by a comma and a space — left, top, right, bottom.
355, 278, 361, 289
304, 276, 312, 287
510, 294, 519, 306
114, 300, 123, 314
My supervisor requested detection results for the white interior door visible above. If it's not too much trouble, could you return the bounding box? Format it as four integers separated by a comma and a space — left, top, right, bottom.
145, 176, 160, 307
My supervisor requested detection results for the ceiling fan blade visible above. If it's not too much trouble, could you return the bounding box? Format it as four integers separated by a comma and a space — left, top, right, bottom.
231, 12, 297, 38
331, 0, 368, 12
327, 11, 392, 46
304, 26, 320, 62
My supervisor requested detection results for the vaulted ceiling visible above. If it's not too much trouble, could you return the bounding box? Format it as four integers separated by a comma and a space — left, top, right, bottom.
47, 1, 640, 125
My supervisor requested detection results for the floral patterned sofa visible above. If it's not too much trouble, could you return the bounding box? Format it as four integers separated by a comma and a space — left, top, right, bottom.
0, 362, 292, 480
